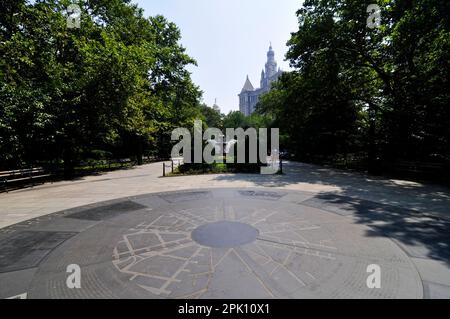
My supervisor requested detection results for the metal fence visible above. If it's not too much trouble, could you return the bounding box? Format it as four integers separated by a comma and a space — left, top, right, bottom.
162, 158, 184, 177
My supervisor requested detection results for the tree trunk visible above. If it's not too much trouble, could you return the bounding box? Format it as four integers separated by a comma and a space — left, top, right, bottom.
136, 137, 143, 166
367, 115, 381, 175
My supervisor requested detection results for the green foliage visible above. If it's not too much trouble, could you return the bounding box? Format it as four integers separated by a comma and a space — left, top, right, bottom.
222, 111, 272, 130
174, 162, 264, 175
199, 104, 223, 129
0, 0, 203, 172
258, 0, 450, 174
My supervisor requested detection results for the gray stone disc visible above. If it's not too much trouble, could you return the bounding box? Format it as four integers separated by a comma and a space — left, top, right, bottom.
192, 221, 259, 248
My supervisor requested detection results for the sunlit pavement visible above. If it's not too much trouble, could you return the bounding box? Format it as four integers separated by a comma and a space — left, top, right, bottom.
0, 162, 449, 298
2, 161, 450, 229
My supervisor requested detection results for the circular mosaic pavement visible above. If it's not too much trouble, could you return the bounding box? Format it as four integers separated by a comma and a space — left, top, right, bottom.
0, 189, 424, 299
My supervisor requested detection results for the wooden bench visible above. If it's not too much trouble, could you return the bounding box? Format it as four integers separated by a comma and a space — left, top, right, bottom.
0, 167, 52, 193
117, 158, 133, 167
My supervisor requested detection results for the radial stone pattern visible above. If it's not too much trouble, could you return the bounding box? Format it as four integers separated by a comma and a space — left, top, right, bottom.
0, 189, 425, 299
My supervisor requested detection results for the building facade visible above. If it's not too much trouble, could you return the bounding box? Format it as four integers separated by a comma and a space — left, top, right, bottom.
239, 44, 282, 116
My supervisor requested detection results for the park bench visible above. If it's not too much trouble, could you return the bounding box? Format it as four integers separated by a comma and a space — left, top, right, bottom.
0, 167, 52, 193
117, 158, 133, 167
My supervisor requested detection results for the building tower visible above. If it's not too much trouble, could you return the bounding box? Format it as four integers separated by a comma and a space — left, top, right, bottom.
239, 76, 254, 116
238, 44, 282, 116
260, 69, 266, 89
265, 43, 278, 79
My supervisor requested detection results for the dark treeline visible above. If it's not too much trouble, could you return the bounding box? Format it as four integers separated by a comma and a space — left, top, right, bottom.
0, 0, 206, 175
258, 0, 450, 180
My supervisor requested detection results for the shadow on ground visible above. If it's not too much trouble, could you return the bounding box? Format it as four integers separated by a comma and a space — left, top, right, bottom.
213, 161, 450, 265
314, 193, 450, 266
213, 162, 450, 215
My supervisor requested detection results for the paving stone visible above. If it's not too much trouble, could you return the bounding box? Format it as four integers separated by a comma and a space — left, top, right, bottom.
238, 190, 286, 200
159, 191, 211, 203
0, 231, 76, 273
423, 281, 450, 299
0, 187, 447, 299
66, 201, 146, 221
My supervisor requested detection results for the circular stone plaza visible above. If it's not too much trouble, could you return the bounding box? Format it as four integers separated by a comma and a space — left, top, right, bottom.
0, 162, 449, 299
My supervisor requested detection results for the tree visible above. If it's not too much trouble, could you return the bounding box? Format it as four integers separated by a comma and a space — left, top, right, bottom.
0, 0, 203, 173
222, 111, 271, 130
258, 0, 450, 176
200, 104, 223, 129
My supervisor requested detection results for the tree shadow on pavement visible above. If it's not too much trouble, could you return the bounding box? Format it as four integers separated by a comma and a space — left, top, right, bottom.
312, 193, 450, 266
213, 161, 450, 265
212, 161, 450, 216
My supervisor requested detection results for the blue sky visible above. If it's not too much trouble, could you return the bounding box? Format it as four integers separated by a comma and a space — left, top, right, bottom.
135, 0, 302, 114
